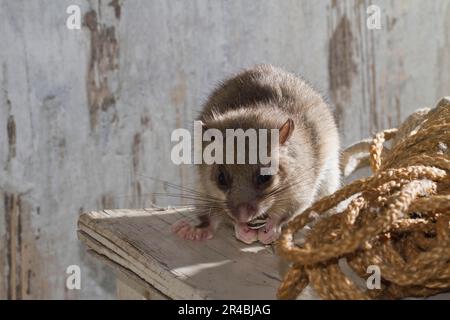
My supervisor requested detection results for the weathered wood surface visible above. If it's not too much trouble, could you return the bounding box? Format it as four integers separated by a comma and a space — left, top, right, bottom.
1, 0, 450, 298
78, 207, 282, 299
88, 250, 168, 299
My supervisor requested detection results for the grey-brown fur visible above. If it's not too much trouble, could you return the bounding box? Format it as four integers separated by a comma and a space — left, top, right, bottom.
173, 64, 340, 243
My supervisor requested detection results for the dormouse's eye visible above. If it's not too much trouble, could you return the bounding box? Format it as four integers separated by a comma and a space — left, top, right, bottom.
217, 171, 229, 189
256, 174, 272, 186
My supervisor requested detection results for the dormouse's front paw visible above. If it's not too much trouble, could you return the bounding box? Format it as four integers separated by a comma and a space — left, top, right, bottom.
171, 219, 214, 241
257, 218, 280, 244
234, 223, 258, 244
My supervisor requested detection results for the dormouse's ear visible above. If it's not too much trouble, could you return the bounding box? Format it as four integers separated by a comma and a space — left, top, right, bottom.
279, 118, 294, 145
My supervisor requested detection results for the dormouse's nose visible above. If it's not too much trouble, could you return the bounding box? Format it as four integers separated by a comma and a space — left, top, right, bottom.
233, 202, 258, 222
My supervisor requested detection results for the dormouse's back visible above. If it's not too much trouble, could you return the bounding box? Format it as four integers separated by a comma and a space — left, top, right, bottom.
200, 64, 329, 121
198, 65, 340, 174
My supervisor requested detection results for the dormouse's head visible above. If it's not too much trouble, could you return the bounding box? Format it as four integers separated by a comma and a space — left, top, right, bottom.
197, 107, 317, 225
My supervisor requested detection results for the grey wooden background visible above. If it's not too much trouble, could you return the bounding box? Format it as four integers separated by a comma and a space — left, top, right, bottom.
0, 0, 449, 299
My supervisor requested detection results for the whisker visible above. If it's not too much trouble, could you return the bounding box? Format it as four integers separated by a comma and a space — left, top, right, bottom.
112, 191, 226, 205
261, 173, 316, 200
136, 174, 222, 200
152, 192, 227, 203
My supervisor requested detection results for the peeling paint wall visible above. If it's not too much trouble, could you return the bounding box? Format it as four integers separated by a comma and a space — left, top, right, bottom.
0, 0, 449, 299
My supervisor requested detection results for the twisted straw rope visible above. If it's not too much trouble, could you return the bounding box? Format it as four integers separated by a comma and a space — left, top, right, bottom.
276, 97, 450, 300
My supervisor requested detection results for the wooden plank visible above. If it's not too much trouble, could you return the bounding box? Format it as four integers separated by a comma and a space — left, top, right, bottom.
116, 275, 168, 300
82, 248, 168, 300
78, 229, 205, 299
78, 208, 282, 299
116, 278, 146, 300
